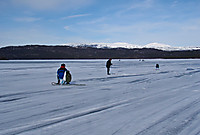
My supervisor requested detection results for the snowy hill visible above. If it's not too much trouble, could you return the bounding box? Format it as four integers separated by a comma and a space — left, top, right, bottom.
1, 59, 200, 135
63, 42, 200, 51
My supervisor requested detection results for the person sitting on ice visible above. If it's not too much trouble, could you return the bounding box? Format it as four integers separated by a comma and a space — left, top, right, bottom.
57, 63, 68, 84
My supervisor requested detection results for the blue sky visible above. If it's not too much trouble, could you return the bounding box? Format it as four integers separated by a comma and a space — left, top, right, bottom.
0, 0, 200, 47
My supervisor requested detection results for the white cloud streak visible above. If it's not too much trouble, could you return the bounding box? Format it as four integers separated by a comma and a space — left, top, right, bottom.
14, 17, 41, 22
171, 0, 179, 7
62, 14, 91, 20
11, 0, 94, 11
113, 0, 155, 17
64, 26, 70, 30
129, 0, 154, 10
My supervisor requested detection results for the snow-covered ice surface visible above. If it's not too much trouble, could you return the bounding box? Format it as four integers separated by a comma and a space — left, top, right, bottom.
1, 59, 200, 135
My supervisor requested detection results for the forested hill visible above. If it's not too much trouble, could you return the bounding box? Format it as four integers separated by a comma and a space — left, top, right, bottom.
1, 45, 200, 60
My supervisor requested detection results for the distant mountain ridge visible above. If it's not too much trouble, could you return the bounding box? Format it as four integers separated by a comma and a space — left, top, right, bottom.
62, 42, 200, 51
1, 44, 200, 60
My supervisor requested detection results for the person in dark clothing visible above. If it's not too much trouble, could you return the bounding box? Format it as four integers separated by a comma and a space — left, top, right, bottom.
106, 59, 112, 75
57, 63, 68, 84
156, 64, 159, 69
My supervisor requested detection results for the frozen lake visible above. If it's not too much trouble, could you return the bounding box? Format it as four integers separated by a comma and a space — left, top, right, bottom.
1, 59, 200, 135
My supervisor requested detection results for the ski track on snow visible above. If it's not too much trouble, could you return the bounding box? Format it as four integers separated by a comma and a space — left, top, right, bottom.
1, 98, 138, 135
135, 98, 200, 135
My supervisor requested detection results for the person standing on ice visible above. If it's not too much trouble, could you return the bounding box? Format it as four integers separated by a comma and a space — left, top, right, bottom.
156, 64, 159, 69
57, 63, 68, 84
106, 58, 112, 75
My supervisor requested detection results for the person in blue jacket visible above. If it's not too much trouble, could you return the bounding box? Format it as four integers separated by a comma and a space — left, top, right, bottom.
57, 63, 68, 84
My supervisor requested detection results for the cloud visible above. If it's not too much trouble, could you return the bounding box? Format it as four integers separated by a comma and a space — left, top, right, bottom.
14, 17, 41, 22
130, 0, 154, 9
11, 0, 94, 11
0, 28, 67, 46
113, 0, 155, 17
171, 0, 179, 7
64, 26, 70, 30
180, 19, 200, 31
62, 14, 91, 20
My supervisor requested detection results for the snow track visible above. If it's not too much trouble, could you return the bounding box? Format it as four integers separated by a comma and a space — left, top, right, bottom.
1, 98, 136, 135
136, 98, 200, 135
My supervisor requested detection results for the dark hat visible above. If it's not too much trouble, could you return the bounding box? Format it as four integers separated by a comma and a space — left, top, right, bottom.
61, 63, 65, 67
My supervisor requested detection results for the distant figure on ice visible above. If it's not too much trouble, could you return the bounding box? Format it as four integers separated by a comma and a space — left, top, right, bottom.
106, 58, 112, 75
57, 63, 70, 84
156, 64, 159, 69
